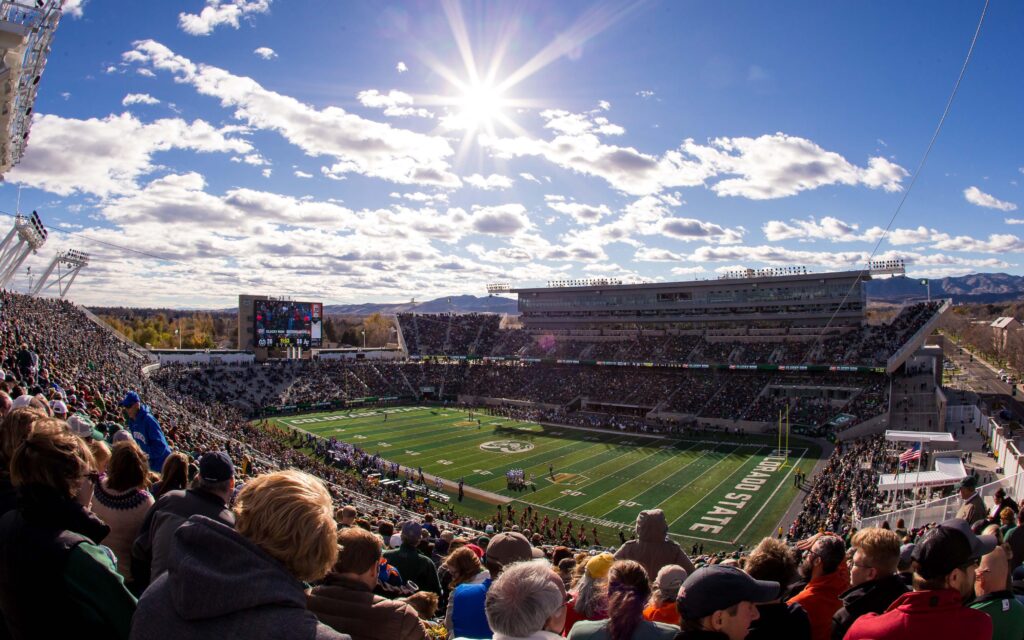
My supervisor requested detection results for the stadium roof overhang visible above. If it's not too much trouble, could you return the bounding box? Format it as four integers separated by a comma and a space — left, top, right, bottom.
884, 430, 956, 444
877, 457, 966, 491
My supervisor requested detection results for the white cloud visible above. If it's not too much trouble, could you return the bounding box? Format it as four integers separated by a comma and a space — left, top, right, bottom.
464, 173, 514, 190
762, 216, 884, 243
356, 89, 432, 118
122, 93, 160, 106
670, 266, 706, 276
294, 170, 313, 178
540, 109, 624, 136
963, 186, 1017, 212
63, 0, 86, 18
136, 69, 156, 78
544, 195, 611, 224
261, 168, 272, 178
7, 112, 252, 197
598, 100, 611, 111
396, 61, 408, 73
470, 204, 531, 235
1006, 218, 1024, 225
179, 0, 271, 36
634, 247, 685, 262
636, 90, 655, 99
126, 40, 460, 187
930, 232, 1024, 254
519, 172, 541, 184
253, 47, 277, 60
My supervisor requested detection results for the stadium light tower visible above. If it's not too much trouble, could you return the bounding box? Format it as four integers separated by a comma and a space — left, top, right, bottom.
0, 1, 65, 175
29, 248, 88, 298
0, 210, 46, 288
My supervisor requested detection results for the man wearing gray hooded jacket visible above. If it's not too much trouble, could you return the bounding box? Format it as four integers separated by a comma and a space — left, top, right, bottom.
613, 509, 696, 581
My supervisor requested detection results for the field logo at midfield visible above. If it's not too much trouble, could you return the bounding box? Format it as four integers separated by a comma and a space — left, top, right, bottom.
480, 440, 535, 454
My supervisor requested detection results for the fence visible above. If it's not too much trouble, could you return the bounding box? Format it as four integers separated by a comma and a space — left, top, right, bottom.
856, 471, 1023, 530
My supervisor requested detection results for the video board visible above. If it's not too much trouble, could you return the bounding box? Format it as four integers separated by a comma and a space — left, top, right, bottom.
254, 300, 323, 348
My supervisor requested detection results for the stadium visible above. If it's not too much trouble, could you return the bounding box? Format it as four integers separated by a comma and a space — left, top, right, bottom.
0, 3, 1021, 640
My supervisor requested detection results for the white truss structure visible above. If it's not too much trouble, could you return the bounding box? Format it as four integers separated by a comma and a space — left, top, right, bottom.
0, 209, 44, 287
0, 0, 63, 175
30, 247, 87, 298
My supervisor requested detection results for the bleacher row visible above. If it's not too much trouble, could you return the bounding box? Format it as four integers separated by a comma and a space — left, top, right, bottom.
396, 302, 942, 367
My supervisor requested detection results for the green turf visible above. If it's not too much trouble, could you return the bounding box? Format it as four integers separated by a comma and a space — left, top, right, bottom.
269, 406, 820, 551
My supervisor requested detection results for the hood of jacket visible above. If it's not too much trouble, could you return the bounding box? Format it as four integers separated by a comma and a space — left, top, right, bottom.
636, 509, 668, 542
166, 514, 307, 621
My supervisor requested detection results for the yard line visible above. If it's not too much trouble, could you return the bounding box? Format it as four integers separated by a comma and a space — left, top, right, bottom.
592, 443, 713, 518
533, 443, 691, 510
734, 447, 808, 545
666, 446, 768, 529
643, 444, 745, 523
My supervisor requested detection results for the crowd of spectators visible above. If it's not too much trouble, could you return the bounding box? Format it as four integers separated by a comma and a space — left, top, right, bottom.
396, 302, 943, 368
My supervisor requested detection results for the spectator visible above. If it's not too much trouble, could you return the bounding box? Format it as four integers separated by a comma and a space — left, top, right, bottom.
1005, 510, 1024, 573
0, 391, 10, 417
384, 521, 442, 596
970, 544, 1024, 640
642, 564, 687, 626
744, 537, 810, 640
0, 408, 46, 516
337, 505, 358, 528
120, 390, 172, 473
131, 450, 236, 589
447, 531, 540, 639
787, 535, 848, 640
131, 469, 346, 640
568, 560, 676, 640
564, 552, 613, 634
0, 427, 135, 640
614, 509, 696, 581
896, 544, 914, 587
149, 451, 191, 500
676, 565, 780, 640
988, 488, 1018, 524
831, 528, 907, 640
844, 518, 995, 640
955, 476, 986, 526
485, 560, 568, 640
308, 526, 428, 640
443, 546, 490, 589
89, 440, 155, 593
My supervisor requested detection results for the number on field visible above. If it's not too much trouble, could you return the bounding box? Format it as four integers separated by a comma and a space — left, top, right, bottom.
549, 431, 564, 436
377, 442, 391, 447
561, 490, 584, 497
335, 428, 345, 433
473, 469, 493, 476
352, 435, 366, 440
617, 500, 640, 507
438, 459, 454, 465
405, 450, 420, 456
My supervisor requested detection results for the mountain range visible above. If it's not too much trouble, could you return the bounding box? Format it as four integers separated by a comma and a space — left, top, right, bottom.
321, 273, 1024, 316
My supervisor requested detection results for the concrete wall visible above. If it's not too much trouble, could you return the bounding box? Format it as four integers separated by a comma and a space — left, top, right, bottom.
154, 350, 255, 365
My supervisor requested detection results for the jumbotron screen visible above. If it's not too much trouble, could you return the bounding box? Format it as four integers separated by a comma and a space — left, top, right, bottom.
254, 300, 323, 348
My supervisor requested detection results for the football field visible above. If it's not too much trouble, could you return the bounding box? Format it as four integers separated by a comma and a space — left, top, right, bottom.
269, 406, 820, 550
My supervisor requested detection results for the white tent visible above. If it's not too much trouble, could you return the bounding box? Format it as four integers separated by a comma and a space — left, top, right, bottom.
877, 457, 967, 492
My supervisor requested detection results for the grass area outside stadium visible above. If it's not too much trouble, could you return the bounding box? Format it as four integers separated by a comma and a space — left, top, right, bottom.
265, 406, 822, 552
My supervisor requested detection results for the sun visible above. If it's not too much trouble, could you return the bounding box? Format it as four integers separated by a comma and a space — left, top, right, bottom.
455, 81, 506, 133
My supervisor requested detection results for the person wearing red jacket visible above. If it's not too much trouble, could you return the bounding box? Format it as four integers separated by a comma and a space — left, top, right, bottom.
844, 518, 995, 640
788, 534, 849, 640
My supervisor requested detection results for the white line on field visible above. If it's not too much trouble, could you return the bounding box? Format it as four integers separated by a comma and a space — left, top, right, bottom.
667, 446, 767, 529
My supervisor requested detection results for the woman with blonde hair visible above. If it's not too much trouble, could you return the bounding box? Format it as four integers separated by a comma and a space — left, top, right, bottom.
131, 469, 347, 640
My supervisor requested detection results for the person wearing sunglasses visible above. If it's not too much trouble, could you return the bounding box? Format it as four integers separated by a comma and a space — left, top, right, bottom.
845, 518, 996, 640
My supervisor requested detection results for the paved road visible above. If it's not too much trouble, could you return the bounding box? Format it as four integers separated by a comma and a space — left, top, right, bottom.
945, 345, 1024, 421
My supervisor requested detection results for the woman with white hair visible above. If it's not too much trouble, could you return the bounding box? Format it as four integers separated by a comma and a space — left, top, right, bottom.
485, 560, 567, 640
563, 553, 612, 634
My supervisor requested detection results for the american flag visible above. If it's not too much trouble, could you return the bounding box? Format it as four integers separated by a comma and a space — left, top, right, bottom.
899, 442, 922, 465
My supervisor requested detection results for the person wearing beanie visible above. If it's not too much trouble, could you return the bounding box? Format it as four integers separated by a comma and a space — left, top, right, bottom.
384, 521, 442, 596
642, 565, 687, 625
564, 553, 614, 634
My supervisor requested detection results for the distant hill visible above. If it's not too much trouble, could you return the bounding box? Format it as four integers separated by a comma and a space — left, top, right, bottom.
325, 294, 518, 316
867, 273, 1024, 303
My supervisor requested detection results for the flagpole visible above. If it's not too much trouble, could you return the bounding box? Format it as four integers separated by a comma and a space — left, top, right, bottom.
783, 404, 790, 467
777, 410, 782, 454
911, 442, 924, 529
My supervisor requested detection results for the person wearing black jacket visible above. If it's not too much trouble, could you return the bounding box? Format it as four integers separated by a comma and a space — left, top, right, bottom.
744, 537, 811, 640
831, 528, 908, 640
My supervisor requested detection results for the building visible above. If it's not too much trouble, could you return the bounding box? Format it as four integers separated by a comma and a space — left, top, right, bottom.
510, 268, 879, 331
990, 316, 1022, 353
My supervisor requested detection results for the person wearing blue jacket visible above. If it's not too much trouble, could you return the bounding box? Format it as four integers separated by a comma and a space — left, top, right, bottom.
120, 391, 172, 472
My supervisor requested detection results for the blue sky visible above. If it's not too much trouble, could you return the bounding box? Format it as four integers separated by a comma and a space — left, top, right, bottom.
2, 0, 1021, 307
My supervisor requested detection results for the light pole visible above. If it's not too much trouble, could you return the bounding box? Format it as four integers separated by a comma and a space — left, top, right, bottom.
920, 278, 930, 302
361, 329, 366, 349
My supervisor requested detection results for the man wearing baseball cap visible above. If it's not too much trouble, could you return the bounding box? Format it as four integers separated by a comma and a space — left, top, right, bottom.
131, 451, 236, 590
676, 565, 780, 639
845, 518, 995, 640
120, 390, 172, 472
446, 531, 542, 639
